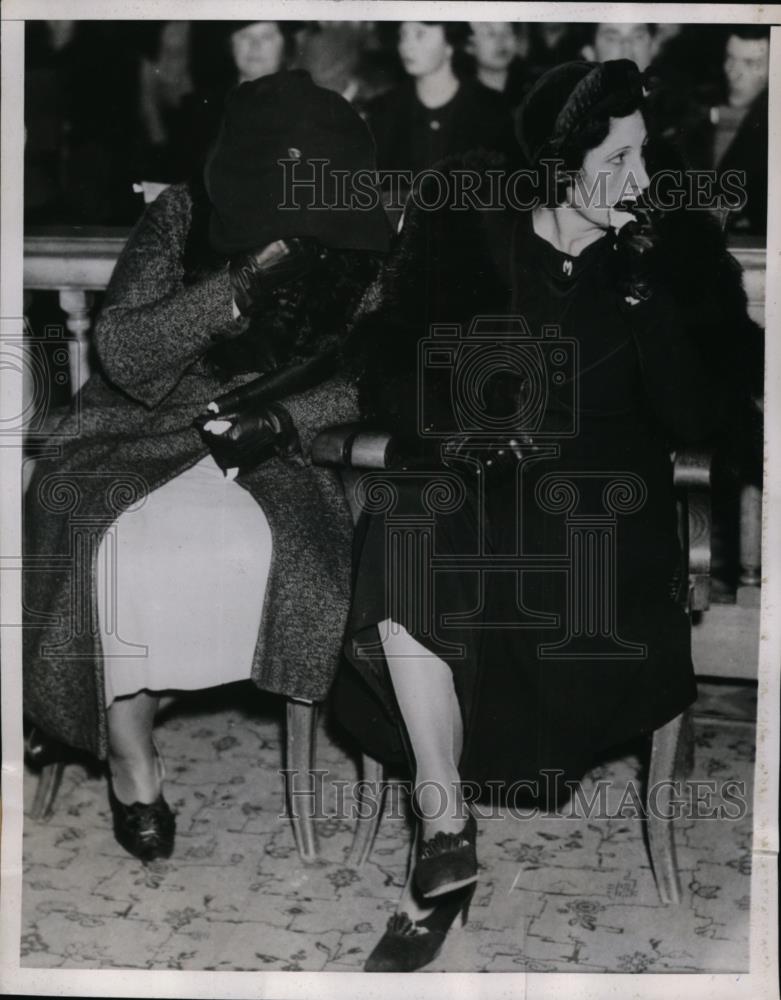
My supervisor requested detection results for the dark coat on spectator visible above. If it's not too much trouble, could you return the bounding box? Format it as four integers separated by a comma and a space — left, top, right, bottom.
365, 78, 517, 176
677, 88, 768, 236
350, 151, 762, 461
23, 182, 361, 759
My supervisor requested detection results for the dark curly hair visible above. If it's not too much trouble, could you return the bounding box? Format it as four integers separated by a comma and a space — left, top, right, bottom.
517, 60, 648, 204
548, 95, 647, 203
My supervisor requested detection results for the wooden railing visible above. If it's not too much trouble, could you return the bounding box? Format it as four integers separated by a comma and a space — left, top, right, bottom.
727, 236, 766, 329
22, 227, 765, 678
24, 228, 768, 390
24, 227, 127, 392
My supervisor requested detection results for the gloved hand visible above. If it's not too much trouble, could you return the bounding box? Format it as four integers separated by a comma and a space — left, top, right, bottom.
441, 435, 525, 478
193, 401, 303, 474
229, 237, 323, 317
610, 200, 661, 304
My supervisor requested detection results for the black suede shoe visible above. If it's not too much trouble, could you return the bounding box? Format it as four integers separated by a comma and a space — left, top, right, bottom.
414, 808, 478, 898
364, 884, 474, 973
108, 785, 176, 863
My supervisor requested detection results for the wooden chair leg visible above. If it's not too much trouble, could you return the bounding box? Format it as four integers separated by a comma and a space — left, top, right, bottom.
676, 706, 696, 779
647, 712, 685, 905
29, 762, 65, 821
285, 699, 319, 863
348, 753, 385, 868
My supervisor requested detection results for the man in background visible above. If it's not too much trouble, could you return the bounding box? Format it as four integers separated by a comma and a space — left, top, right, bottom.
582, 22, 656, 72
681, 25, 769, 235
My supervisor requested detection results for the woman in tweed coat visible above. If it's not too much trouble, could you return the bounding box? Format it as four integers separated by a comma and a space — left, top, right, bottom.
23, 70, 388, 861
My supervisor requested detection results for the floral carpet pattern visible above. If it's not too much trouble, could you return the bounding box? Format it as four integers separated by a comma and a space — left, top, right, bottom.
20, 681, 754, 972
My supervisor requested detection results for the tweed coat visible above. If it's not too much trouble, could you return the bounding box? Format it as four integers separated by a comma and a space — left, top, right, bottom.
23, 182, 360, 758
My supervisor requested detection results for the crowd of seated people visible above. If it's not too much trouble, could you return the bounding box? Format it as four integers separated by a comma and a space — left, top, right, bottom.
23, 19, 769, 235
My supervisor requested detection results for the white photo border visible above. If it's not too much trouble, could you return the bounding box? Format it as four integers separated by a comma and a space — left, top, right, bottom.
1, 3, 778, 998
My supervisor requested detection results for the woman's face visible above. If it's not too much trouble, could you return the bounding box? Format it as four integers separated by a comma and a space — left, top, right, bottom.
568, 111, 650, 228
467, 22, 517, 72
231, 22, 287, 82
398, 23, 452, 78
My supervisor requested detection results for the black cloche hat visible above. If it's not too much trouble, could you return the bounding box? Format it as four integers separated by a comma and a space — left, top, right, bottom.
204, 69, 390, 255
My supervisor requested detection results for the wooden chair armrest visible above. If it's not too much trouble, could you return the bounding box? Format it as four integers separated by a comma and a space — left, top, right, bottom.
672, 448, 713, 489
311, 424, 396, 470
673, 449, 713, 613
311, 424, 397, 526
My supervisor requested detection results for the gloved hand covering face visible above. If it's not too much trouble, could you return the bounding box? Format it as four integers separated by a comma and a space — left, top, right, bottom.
205, 236, 326, 381
229, 236, 324, 317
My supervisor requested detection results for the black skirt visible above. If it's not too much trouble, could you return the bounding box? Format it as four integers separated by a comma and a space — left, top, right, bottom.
331, 445, 698, 805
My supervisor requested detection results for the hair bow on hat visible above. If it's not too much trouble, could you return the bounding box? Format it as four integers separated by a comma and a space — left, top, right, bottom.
553, 60, 647, 140
516, 59, 648, 167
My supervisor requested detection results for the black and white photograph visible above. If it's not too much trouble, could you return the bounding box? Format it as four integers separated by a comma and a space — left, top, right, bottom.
0, 2, 778, 997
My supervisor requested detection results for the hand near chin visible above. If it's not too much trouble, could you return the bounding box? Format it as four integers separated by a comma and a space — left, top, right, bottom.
607, 205, 639, 233
610, 200, 661, 304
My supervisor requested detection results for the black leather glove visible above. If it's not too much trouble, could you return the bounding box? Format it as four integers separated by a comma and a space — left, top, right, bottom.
229, 237, 323, 317
612, 200, 661, 304
193, 401, 303, 474
441, 435, 525, 478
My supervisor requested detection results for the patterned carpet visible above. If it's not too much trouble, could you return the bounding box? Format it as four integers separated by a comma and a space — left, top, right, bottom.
20, 680, 755, 972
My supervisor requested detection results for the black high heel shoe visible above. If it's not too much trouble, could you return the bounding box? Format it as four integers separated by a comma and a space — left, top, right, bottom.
364, 883, 475, 973
414, 807, 478, 898
108, 747, 175, 863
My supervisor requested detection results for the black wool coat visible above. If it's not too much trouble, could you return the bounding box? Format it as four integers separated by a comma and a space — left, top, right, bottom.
334, 151, 763, 776
24, 183, 362, 758
365, 78, 518, 176
676, 88, 769, 236
350, 151, 763, 467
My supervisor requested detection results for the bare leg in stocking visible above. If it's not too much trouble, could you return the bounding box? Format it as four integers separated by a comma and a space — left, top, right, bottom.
107, 690, 162, 804
381, 620, 468, 920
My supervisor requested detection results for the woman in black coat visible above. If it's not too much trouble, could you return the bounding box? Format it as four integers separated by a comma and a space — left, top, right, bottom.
365, 21, 517, 185
333, 59, 761, 972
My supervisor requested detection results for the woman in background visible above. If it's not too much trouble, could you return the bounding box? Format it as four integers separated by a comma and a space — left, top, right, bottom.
465, 21, 530, 110
365, 20, 516, 187
135, 21, 301, 185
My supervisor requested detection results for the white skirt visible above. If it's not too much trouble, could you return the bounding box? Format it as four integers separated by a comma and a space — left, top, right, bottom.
96, 454, 272, 706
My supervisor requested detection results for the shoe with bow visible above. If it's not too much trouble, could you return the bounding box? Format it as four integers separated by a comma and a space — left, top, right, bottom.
414, 808, 478, 898
364, 884, 474, 972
